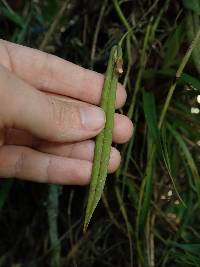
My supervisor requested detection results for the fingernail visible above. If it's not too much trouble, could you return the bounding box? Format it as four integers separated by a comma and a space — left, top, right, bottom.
80, 106, 105, 130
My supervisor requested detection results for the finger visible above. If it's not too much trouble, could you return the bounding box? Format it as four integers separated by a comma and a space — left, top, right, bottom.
43, 94, 133, 143
0, 145, 92, 185
4, 130, 121, 173
35, 140, 121, 173
0, 145, 120, 185
0, 40, 126, 109
5, 110, 133, 148
5, 110, 133, 147
113, 114, 134, 144
0, 65, 105, 142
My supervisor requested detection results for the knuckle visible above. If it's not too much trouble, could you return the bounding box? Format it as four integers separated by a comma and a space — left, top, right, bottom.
47, 96, 80, 139
49, 98, 68, 134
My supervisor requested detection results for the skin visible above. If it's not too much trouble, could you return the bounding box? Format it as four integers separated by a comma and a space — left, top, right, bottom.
0, 40, 133, 185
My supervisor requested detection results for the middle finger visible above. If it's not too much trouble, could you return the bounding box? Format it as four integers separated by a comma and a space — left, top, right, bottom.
5, 112, 133, 147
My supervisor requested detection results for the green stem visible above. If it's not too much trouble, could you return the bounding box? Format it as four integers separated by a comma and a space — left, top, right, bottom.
158, 28, 200, 129
128, 22, 152, 119
112, 0, 137, 46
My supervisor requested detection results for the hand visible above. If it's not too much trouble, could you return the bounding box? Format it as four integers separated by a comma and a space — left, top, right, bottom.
0, 40, 133, 185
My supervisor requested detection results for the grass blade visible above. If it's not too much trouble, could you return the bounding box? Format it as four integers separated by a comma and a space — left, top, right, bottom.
167, 123, 200, 203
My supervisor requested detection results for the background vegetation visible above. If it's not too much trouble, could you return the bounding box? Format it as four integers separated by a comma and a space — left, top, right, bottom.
0, 0, 200, 266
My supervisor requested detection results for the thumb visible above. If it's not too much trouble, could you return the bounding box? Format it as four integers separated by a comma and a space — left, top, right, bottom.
0, 65, 105, 142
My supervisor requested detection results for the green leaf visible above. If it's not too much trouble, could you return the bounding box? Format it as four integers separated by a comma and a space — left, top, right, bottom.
167, 123, 200, 204
170, 241, 200, 256
183, 0, 200, 14
11, 12, 32, 44
1, 6, 24, 27
160, 125, 186, 206
142, 89, 159, 142
163, 21, 185, 68
137, 145, 156, 231
144, 68, 200, 92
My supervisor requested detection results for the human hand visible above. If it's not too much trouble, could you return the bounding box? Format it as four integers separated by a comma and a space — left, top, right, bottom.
0, 40, 133, 185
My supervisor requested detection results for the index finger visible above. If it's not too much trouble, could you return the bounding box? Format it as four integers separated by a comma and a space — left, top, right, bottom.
0, 40, 127, 109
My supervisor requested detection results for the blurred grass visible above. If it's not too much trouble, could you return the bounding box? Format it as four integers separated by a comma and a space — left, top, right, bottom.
0, 0, 200, 266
